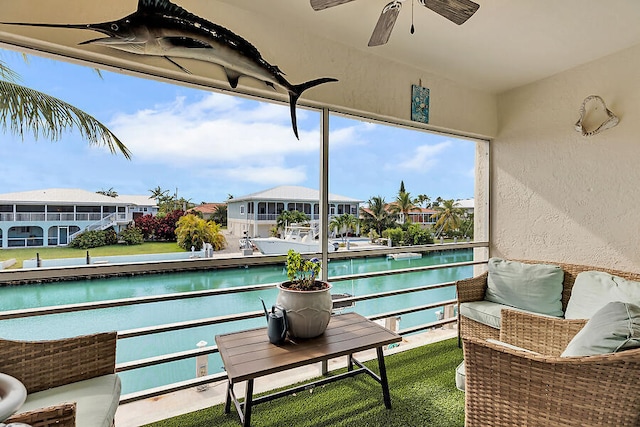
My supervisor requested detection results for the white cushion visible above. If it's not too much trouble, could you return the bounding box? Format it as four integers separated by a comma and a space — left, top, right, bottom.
460, 301, 561, 330
18, 374, 120, 427
460, 300, 505, 329
455, 362, 465, 391
565, 271, 640, 319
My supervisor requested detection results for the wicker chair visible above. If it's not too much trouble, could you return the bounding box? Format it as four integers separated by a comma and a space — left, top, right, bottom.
463, 309, 640, 426
1, 332, 118, 427
456, 261, 640, 343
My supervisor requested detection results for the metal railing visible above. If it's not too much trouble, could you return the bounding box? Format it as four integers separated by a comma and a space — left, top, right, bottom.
0, 212, 128, 222
0, 242, 488, 405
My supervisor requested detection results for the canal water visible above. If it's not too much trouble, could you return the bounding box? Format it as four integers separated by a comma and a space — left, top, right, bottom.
0, 249, 473, 394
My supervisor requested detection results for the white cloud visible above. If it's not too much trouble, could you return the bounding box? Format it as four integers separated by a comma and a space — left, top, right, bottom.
329, 121, 375, 149
109, 93, 318, 167
224, 166, 308, 184
394, 141, 453, 172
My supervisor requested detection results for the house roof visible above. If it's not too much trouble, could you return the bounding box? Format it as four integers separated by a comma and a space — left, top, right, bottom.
455, 198, 475, 209
231, 186, 362, 203
115, 195, 157, 206
189, 203, 226, 215
0, 188, 157, 206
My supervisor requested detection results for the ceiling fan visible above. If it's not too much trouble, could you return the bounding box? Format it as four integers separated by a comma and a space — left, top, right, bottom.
310, 0, 480, 46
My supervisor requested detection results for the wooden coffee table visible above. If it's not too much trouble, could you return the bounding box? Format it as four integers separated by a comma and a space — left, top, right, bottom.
215, 312, 402, 426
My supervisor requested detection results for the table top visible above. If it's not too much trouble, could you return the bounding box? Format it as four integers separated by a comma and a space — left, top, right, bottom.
215, 312, 401, 382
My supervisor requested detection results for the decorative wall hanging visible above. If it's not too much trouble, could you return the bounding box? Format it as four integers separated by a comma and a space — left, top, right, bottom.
1, 0, 338, 139
574, 95, 619, 137
411, 84, 430, 124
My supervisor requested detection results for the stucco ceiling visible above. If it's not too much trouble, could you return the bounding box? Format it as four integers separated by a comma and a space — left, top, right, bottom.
1, 0, 639, 94
228, 0, 640, 93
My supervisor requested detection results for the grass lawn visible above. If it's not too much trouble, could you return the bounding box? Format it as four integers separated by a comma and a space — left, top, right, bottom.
0, 242, 183, 269
144, 338, 465, 427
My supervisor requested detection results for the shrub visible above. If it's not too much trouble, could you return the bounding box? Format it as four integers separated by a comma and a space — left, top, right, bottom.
156, 210, 185, 241
119, 227, 144, 245
406, 223, 434, 245
69, 230, 107, 249
382, 227, 405, 246
175, 214, 226, 251
104, 228, 118, 245
135, 214, 158, 240
134, 210, 185, 241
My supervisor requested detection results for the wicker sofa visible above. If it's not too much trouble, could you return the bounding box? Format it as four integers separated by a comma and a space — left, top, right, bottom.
456, 260, 640, 342
1, 332, 120, 427
463, 308, 640, 426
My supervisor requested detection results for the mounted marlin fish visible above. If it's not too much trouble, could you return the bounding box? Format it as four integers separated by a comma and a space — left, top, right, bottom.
1, 0, 337, 139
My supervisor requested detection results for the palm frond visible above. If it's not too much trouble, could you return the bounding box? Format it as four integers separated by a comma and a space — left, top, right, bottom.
0, 59, 20, 82
0, 79, 131, 159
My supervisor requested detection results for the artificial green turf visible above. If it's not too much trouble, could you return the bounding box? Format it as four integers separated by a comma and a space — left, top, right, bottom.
144, 337, 465, 427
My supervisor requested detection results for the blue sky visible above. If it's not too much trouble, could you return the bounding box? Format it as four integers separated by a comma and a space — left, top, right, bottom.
1, 48, 475, 205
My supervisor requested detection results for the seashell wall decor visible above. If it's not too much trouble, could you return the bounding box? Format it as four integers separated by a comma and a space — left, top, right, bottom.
574, 95, 619, 137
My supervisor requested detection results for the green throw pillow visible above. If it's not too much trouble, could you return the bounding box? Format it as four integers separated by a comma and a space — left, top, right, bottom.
562, 301, 640, 357
485, 258, 564, 317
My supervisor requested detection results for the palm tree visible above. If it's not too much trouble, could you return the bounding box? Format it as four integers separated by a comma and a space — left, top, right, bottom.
329, 213, 358, 242
432, 199, 465, 237
149, 186, 170, 202
96, 187, 118, 198
360, 196, 396, 236
329, 214, 344, 238
391, 191, 417, 224
276, 210, 308, 235
0, 57, 130, 158
413, 194, 431, 208
211, 204, 228, 226
341, 213, 358, 237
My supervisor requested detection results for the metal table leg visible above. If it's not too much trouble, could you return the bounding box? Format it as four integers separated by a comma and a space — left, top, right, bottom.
224, 379, 232, 414
376, 347, 392, 409
243, 379, 254, 427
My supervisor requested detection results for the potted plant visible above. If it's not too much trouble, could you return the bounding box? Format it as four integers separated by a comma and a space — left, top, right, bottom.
276, 249, 332, 339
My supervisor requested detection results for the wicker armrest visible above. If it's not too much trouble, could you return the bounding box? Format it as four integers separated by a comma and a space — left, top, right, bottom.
0, 332, 116, 393
455, 271, 488, 304
462, 336, 640, 427
499, 309, 586, 356
5, 402, 76, 427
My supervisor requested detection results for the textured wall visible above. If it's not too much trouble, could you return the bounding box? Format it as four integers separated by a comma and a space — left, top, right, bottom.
492, 43, 640, 272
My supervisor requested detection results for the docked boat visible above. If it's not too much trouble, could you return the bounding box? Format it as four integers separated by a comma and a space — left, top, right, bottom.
251, 225, 339, 255
387, 252, 422, 260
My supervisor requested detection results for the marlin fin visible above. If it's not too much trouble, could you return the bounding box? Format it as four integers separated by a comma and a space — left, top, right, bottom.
224, 69, 242, 89
164, 57, 192, 74
288, 77, 338, 139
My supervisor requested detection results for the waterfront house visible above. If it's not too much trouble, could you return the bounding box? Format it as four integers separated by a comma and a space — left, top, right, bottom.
364, 198, 473, 228
227, 185, 362, 238
0, 188, 158, 247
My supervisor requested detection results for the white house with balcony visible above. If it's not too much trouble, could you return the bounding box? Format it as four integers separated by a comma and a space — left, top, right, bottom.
0, 188, 158, 248
227, 185, 362, 238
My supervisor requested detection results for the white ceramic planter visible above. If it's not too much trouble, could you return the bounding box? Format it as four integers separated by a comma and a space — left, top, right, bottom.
276, 281, 332, 339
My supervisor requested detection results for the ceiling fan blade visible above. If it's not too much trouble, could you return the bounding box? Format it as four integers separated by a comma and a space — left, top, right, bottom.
368, 1, 402, 47
310, 0, 357, 11
419, 0, 480, 25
